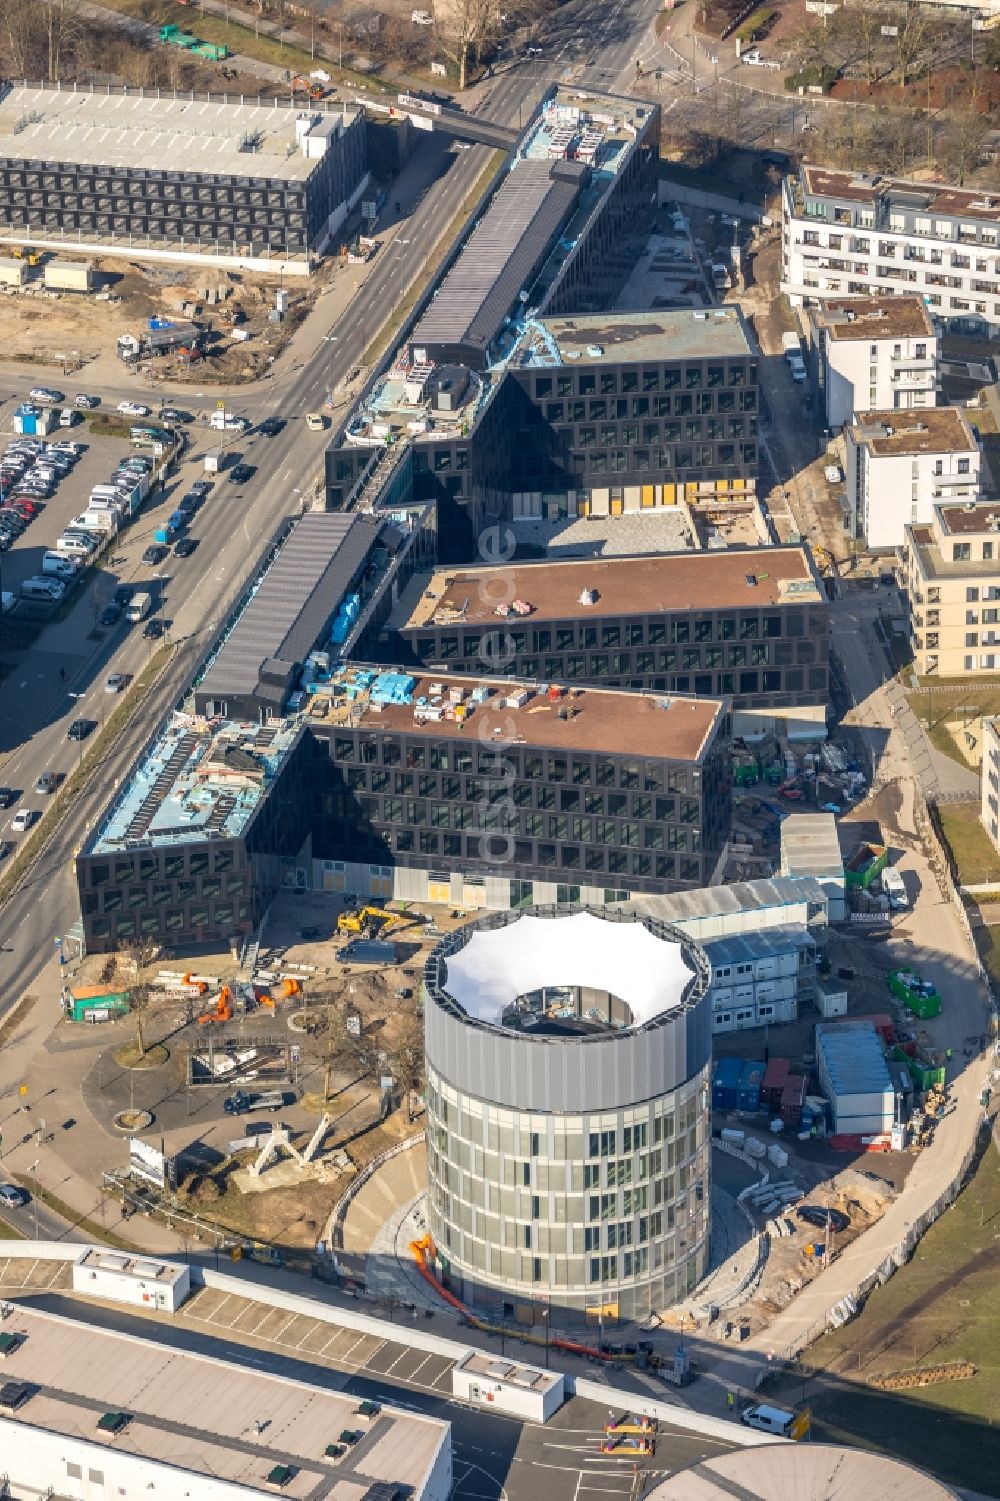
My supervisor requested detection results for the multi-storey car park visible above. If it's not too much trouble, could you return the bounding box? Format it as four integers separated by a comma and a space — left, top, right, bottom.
782, 164, 1000, 337
386, 543, 829, 741
422, 905, 712, 1322
0, 83, 367, 272
324, 90, 760, 556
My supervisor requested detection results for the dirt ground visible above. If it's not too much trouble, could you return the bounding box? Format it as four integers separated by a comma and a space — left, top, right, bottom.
0, 255, 323, 384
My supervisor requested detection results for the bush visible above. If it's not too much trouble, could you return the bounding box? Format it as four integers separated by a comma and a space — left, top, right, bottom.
784, 63, 839, 92
735, 7, 777, 41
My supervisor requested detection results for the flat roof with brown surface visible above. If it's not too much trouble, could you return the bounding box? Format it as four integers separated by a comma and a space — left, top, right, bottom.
800, 165, 1000, 224
850, 407, 976, 457
811, 296, 934, 341
935, 501, 1000, 536
324, 669, 726, 763
0, 1304, 447, 1501
393, 548, 820, 632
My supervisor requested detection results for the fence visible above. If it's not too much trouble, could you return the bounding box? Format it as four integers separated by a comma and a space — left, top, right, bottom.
329, 1131, 424, 1251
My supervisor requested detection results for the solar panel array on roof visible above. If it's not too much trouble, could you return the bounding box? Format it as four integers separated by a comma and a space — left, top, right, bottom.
411, 160, 583, 365
198, 513, 366, 708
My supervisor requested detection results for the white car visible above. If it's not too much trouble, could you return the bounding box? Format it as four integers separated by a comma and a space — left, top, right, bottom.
10, 808, 33, 833
117, 400, 151, 418
28, 386, 64, 405
0, 1183, 27, 1208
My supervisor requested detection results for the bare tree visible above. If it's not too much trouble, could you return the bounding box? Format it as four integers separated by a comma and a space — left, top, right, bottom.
938, 100, 989, 185
892, 1, 931, 88
116, 936, 159, 1060
388, 1006, 423, 1124
432, 0, 501, 90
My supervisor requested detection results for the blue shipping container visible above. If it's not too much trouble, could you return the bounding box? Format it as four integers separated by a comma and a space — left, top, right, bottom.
712, 1056, 743, 1110
737, 1060, 765, 1112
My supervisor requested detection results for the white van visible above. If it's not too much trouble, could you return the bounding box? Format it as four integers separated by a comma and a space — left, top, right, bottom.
42, 552, 80, 579
21, 575, 65, 601
740, 1403, 796, 1437
881, 867, 909, 910
55, 534, 96, 557
209, 411, 249, 432
69, 510, 116, 533
59, 408, 80, 428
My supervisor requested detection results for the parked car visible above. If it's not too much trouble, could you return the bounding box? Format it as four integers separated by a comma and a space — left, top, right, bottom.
74, 392, 100, 409
104, 672, 132, 694
796, 1205, 850, 1233
141, 544, 167, 566
68, 718, 96, 741
10, 809, 34, 833
117, 400, 150, 417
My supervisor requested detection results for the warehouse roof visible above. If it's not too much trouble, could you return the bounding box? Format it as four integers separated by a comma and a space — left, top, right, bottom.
780, 813, 845, 883
392, 546, 820, 632
643, 1443, 957, 1501
0, 1303, 448, 1500
0, 84, 355, 182
817, 1021, 893, 1096
319, 666, 726, 762
198, 513, 379, 709
410, 160, 582, 360
630, 875, 829, 929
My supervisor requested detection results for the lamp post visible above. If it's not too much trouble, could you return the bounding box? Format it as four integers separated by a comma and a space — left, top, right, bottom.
29, 1160, 39, 1239
541, 1306, 550, 1369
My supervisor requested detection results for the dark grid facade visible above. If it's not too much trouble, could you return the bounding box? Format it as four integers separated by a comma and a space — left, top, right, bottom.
313, 712, 732, 896
326, 349, 758, 559
76, 728, 326, 954
0, 112, 365, 252
396, 597, 829, 714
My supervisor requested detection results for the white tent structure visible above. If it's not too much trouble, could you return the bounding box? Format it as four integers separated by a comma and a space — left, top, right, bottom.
440, 910, 695, 1028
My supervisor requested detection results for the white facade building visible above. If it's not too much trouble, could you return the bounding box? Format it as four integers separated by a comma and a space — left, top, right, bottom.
844, 407, 981, 548
702, 925, 817, 1035
71, 1247, 190, 1312
807, 296, 938, 430
982, 716, 1000, 855
782, 165, 1000, 337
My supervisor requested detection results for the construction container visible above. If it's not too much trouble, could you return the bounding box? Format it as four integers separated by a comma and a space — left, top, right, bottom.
13, 402, 57, 435
44, 259, 95, 293
737, 1060, 765, 1113
817, 1021, 895, 1136
846, 1011, 895, 1044
888, 970, 942, 1019
845, 841, 888, 891
63, 985, 130, 1022
816, 980, 848, 1019
893, 1045, 946, 1091
779, 1074, 807, 1129
712, 1056, 743, 1110
761, 1057, 791, 1113
0, 256, 26, 288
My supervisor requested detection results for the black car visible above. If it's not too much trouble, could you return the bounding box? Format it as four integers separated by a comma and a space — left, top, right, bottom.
141, 544, 167, 566
99, 603, 122, 627
0, 788, 15, 809
68, 718, 96, 741
113, 584, 133, 607
180, 489, 203, 511
174, 537, 198, 558
258, 416, 285, 436
796, 1205, 850, 1234
0, 840, 13, 862
159, 408, 190, 424
143, 618, 165, 640
229, 463, 255, 485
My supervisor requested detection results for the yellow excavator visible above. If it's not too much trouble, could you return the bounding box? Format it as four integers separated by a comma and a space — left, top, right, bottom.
336, 905, 423, 939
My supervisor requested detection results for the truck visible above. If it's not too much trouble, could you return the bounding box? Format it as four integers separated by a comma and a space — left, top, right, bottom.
125, 590, 153, 623
223, 1089, 285, 1116
43, 260, 95, 293
782, 331, 801, 358
880, 867, 909, 910
159, 23, 198, 47
0, 256, 26, 289
117, 323, 202, 362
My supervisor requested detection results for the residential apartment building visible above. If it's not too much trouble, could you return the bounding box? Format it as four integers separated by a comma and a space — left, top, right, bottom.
844, 408, 980, 548
905, 501, 1000, 677
782, 165, 1000, 337
981, 716, 1000, 855
806, 296, 938, 430
389, 545, 829, 740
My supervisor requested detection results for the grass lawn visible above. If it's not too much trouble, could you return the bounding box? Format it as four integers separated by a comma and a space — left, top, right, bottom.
770, 1128, 1000, 1494
936, 802, 1000, 887
906, 679, 1000, 770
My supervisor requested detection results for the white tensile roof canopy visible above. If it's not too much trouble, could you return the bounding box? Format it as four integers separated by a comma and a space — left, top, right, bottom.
441, 911, 695, 1029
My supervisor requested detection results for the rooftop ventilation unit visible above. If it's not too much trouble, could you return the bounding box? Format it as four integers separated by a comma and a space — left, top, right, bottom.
578, 588, 599, 606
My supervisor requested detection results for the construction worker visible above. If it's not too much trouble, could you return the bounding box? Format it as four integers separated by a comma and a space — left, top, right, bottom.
946, 1048, 953, 1063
